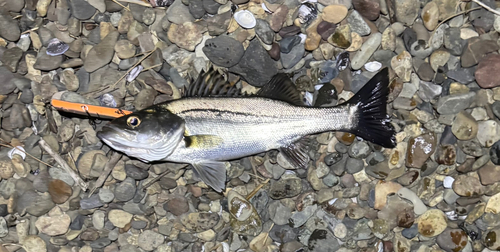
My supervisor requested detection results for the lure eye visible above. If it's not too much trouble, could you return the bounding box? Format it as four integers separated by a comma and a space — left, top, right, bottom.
127, 116, 141, 128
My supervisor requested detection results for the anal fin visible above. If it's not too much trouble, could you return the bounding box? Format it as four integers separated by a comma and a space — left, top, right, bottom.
192, 161, 227, 192
280, 137, 311, 169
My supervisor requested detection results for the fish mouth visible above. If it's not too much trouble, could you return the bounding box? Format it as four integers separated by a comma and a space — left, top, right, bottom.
97, 124, 178, 163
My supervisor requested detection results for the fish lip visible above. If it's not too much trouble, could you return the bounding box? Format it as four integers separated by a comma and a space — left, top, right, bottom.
97, 124, 135, 149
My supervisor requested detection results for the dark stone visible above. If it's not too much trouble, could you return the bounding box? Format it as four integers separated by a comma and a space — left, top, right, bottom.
202, 0, 220, 15
279, 25, 301, 38
461, 37, 499, 68
447, 66, 475, 84
279, 35, 301, 53
401, 28, 417, 52
189, 0, 206, 19
317, 21, 336, 41
68, 0, 96, 20
229, 39, 278, 87
268, 42, 281, 61
417, 62, 435, 81
444, 27, 466, 56
255, 19, 274, 45
352, 0, 381, 20
125, 164, 149, 180
203, 36, 245, 68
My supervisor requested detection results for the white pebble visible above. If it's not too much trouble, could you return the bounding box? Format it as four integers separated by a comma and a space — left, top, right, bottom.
364, 61, 382, 72
234, 10, 256, 29
442, 176, 455, 189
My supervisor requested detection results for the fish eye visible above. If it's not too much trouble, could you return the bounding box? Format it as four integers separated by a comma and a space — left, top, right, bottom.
127, 116, 141, 128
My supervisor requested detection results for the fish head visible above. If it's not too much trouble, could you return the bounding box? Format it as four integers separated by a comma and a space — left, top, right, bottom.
97, 106, 185, 163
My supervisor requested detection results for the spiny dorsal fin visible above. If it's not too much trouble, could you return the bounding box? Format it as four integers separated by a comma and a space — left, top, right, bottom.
279, 137, 311, 168
184, 67, 242, 98
257, 73, 303, 105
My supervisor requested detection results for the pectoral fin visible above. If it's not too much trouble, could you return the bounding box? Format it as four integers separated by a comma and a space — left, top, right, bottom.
280, 137, 311, 169
192, 161, 227, 192
184, 135, 223, 149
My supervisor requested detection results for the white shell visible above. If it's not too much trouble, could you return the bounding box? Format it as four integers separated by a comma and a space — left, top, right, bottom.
234, 10, 257, 29
261, 3, 273, 13
304, 91, 314, 106
364, 61, 382, 72
127, 65, 144, 82
442, 176, 455, 189
298, 33, 307, 43
8, 146, 26, 160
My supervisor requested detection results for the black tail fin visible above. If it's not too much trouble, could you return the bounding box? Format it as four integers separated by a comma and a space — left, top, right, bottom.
345, 68, 396, 148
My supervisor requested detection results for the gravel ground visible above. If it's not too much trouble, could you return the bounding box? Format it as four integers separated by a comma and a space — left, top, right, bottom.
1, 0, 500, 251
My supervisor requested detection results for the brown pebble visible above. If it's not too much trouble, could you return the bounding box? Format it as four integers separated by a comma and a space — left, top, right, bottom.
397, 208, 415, 228
317, 21, 337, 41
48, 179, 73, 204
165, 196, 189, 216
476, 54, 500, 88
268, 43, 280, 61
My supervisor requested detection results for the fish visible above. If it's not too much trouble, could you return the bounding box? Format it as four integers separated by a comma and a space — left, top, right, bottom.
97, 67, 396, 192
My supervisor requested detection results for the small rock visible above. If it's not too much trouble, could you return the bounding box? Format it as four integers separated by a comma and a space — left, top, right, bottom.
347, 10, 370, 36
352, 0, 380, 21
108, 209, 133, 228
477, 120, 500, 147
451, 111, 478, 140
321, 5, 348, 24
394, 0, 419, 25
436, 229, 468, 252
406, 133, 437, 168
35, 206, 71, 236
68, 0, 96, 20
476, 54, 500, 88
452, 175, 484, 196
138, 230, 165, 251
84, 31, 119, 72
114, 177, 137, 202
351, 33, 381, 70
203, 36, 245, 68
48, 179, 73, 204
391, 50, 412, 82
422, 1, 439, 30
168, 22, 205, 51
436, 92, 475, 115
417, 209, 447, 237
0, 12, 21, 41
165, 196, 189, 216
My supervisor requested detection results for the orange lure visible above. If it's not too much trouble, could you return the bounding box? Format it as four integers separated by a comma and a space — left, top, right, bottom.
51, 99, 132, 119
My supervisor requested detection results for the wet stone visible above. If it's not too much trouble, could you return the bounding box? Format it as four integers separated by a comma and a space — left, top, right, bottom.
270, 177, 302, 199
80, 194, 104, 210
125, 164, 149, 180
418, 209, 448, 237
48, 179, 73, 204
406, 132, 437, 168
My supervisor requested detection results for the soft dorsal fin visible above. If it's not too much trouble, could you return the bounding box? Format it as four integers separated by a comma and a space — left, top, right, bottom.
257, 73, 303, 105
184, 67, 242, 98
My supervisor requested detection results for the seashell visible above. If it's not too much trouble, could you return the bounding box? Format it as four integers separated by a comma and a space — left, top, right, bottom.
149, 0, 175, 7
46, 38, 69, 56
261, 3, 273, 13
127, 65, 144, 82
336, 51, 350, 71
298, 33, 307, 43
297, 3, 317, 24
364, 61, 382, 72
234, 10, 257, 29
100, 93, 118, 108
304, 91, 314, 106
8, 146, 26, 160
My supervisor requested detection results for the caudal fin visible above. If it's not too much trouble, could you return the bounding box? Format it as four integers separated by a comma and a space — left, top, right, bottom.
345, 68, 396, 148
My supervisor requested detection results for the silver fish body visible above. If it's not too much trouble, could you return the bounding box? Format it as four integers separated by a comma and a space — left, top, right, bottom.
98, 68, 395, 192
162, 96, 355, 163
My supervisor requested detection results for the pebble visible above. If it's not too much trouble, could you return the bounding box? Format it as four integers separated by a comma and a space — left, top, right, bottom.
436, 229, 469, 252
84, 31, 119, 72
347, 10, 371, 36
48, 179, 73, 204
138, 230, 165, 251
436, 92, 475, 114
321, 5, 347, 24
203, 36, 244, 68
35, 206, 71, 236
165, 196, 189, 216
417, 209, 448, 237
229, 39, 278, 86
476, 54, 500, 88
108, 209, 133, 228
351, 33, 381, 70
114, 177, 137, 202
0, 12, 21, 41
